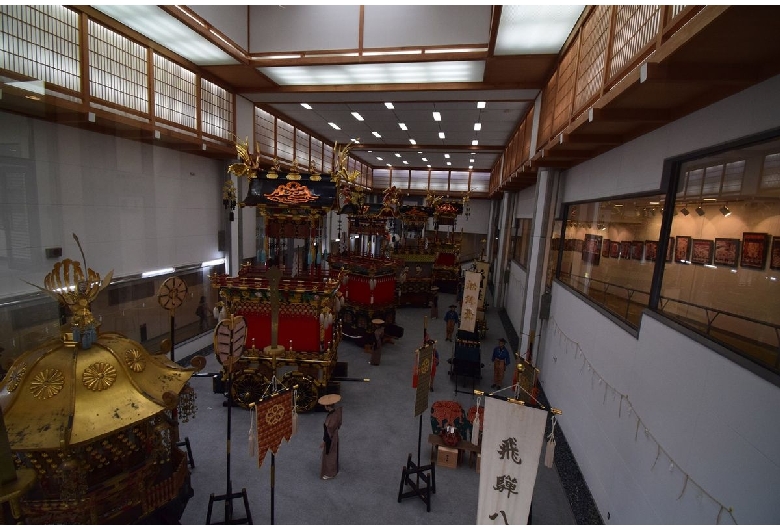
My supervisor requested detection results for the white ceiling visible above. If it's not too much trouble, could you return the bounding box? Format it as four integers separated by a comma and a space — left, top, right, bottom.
92, 5, 585, 174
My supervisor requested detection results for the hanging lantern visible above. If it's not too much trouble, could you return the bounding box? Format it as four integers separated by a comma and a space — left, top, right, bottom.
177, 382, 198, 423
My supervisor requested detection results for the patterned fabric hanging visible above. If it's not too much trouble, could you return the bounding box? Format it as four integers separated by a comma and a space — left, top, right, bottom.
252, 389, 294, 467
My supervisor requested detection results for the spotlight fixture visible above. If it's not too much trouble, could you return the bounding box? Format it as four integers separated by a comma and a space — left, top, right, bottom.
719, 205, 731, 217
680, 206, 690, 216
695, 205, 705, 216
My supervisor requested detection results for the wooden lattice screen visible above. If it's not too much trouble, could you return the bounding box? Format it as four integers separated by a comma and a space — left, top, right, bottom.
201, 78, 232, 141
153, 53, 197, 130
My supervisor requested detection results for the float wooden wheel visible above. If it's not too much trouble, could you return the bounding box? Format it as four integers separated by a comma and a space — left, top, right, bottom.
231, 369, 269, 409
281, 371, 319, 412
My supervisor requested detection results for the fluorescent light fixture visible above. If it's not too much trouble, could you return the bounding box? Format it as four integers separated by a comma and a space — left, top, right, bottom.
474, 123, 482, 131
426, 47, 488, 54
328, 122, 341, 130
472, 140, 479, 146
387, 164, 392, 167
447, 162, 452, 166
385, 102, 394, 109
433, 112, 442, 122
403, 161, 409, 165
350, 138, 358, 142
175, 5, 206, 27
399, 123, 408, 130
439, 132, 446, 139
409, 139, 417, 145
477, 101, 486, 109
649, 201, 660, 205
494, 5, 585, 55
363, 49, 422, 56
427, 164, 431, 168
470, 158, 475, 163
142, 267, 175, 278
422, 157, 428, 162
351, 112, 364, 121
469, 165, 473, 169
377, 157, 383, 161
703, 198, 718, 201
263, 54, 302, 60
418, 151, 423, 154
444, 154, 450, 159
202, 258, 225, 267
301, 103, 312, 109
372, 131, 381, 138
259, 60, 485, 86
395, 153, 401, 157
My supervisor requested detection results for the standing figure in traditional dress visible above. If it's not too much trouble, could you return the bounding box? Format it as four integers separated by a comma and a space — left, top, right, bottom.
444, 304, 460, 341
491, 338, 511, 390
430, 287, 439, 319
319, 394, 343, 480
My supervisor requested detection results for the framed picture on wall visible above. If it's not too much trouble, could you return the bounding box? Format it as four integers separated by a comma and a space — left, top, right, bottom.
620, 241, 631, 259
610, 241, 620, 259
602, 239, 611, 258
740, 232, 769, 269
631, 241, 644, 261
771, 236, 780, 270
675, 236, 691, 263
691, 239, 714, 265
645, 240, 658, 262
666, 237, 674, 262
714, 238, 740, 267
582, 234, 602, 265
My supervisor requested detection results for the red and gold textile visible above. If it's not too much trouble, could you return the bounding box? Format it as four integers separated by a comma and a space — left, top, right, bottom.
254, 389, 294, 467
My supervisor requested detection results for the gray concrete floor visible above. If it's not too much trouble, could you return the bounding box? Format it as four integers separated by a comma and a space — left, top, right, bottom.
177, 288, 576, 525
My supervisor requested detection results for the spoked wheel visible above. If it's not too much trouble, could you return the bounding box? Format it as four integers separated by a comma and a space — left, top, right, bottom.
230, 369, 269, 409
281, 372, 319, 412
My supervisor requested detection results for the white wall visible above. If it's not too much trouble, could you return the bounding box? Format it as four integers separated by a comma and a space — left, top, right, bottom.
530, 74, 780, 524
0, 112, 224, 298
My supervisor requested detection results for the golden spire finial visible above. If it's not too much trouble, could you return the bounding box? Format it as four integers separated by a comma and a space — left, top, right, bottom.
24, 234, 113, 334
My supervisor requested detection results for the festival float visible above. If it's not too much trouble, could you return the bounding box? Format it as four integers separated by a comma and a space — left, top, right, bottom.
0, 237, 201, 524
210, 142, 353, 411
329, 181, 404, 345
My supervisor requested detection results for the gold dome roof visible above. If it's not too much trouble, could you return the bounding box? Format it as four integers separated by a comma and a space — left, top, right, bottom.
0, 331, 193, 451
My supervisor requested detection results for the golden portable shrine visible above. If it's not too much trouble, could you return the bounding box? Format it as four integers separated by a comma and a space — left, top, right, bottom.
0, 240, 202, 524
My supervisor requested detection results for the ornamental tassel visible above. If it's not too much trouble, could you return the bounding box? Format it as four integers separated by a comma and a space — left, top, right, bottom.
291, 389, 299, 436
544, 416, 557, 469
248, 403, 257, 458
471, 396, 482, 445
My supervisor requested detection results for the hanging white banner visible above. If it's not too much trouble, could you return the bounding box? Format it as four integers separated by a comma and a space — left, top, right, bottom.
476, 398, 548, 525
460, 270, 481, 333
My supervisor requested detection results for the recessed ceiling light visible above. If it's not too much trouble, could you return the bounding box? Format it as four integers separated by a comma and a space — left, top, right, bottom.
409, 139, 416, 145
469, 165, 473, 169
422, 157, 428, 162
368, 150, 373, 153
387, 163, 392, 167
417, 151, 423, 154
444, 154, 450, 159
472, 140, 479, 146
351, 112, 364, 121
399, 123, 408, 130
470, 158, 475, 163
477, 101, 486, 109
350, 138, 358, 142
377, 157, 383, 161
427, 164, 431, 168
432, 112, 441, 122
385, 102, 394, 109
403, 161, 408, 165
329, 122, 341, 130
301, 103, 312, 109
439, 132, 445, 139
447, 162, 451, 166
372, 131, 381, 138
395, 153, 401, 157
474, 123, 481, 131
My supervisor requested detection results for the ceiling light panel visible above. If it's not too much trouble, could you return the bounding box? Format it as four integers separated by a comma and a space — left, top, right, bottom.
494, 5, 585, 55
432, 112, 442, 122
351, 112, 364, 121
93, 5, 238, 65
259, 60, 485, 86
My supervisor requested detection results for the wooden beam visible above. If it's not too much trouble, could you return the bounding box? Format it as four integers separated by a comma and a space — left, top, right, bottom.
588, 107, 671, 123
558, 133, 623, 146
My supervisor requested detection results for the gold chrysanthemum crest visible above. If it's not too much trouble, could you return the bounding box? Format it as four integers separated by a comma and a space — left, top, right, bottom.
30, 368, 65, 399
83, 361, 117, 391
125, 348, 146, 373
